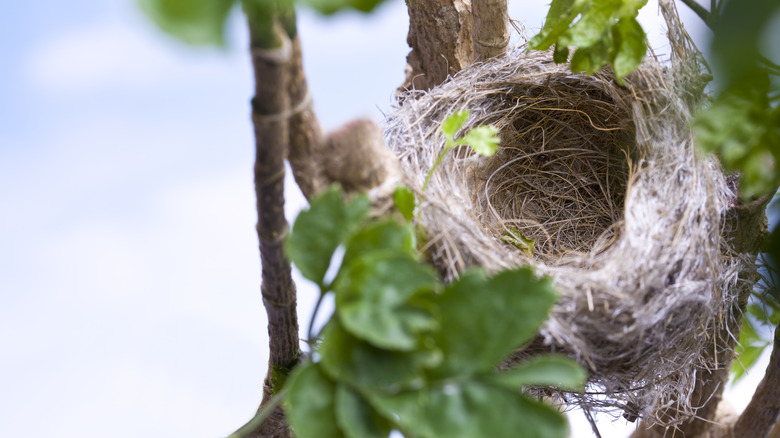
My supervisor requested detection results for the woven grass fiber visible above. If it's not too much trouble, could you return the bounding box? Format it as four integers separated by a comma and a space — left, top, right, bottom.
383, 14, 756, 427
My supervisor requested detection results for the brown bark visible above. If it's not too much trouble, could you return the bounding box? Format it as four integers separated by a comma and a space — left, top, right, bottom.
247, 24, 300, 438
286, 35, 327, 200
321, 119, 401, 195
471, 0, 509, 61
734, 325, 780, 438
400, 0, 474, 92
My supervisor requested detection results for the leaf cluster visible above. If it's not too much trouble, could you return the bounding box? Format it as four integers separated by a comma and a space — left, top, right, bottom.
693, 0, 780, 199
138, 0, 390, 47
529, 0, 648, 82
424, 110, 500, 190
283, 185, 586, 438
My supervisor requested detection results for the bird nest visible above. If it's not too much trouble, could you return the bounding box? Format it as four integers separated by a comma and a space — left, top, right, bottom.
384, 47, 755, 427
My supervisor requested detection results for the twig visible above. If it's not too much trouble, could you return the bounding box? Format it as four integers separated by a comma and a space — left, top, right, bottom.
679, 0, 715, 28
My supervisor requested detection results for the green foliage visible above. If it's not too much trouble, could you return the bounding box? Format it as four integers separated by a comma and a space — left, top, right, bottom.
139, 0, 389, 48
694, 86, 780, 198
693, 0, 780, 199
393, 185, 416, 222
283, 185, 586, 438
302, 0, 389, 15
529, 0, 648, 83
285, 185, 370, 287
425, 110, 500, 190
138, 0, 238, 46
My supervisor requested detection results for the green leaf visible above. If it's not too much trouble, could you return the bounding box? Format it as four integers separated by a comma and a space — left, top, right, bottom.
530, 0, 648, 80
611, 18, 646, 80
694, 86, 780, 198
561, 0, 615, 47
138, 0, 237, 46
569, 33, 613, 75
500, 227, 535, 256
341, 219, 416, 271
335, 251, 440, 351
487, 355, 586, 392
285, 361, 346, 438
731, 316, 770, 382
335, 385, 392, 438
301, 0, 389, 15
529, 0, 586, 51
441, 110, 469, 143
393, 186, 416, 222
367, 379, 569, 438
318, 318, 439, 392
458, 125, 500, 157
732, 344, 768, 382
431, 268, 558, 377
285, 185, 370, 286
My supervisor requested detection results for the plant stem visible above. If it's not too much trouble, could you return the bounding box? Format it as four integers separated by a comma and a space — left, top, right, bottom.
423, 144, 454, 191
307, 291, 327, 344
680, 0, 715, 28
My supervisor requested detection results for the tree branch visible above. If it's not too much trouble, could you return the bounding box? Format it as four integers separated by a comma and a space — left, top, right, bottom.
734, 324, 780, 438
246, 20, 300, 438
400, 0, 474, 92
286, 35, 327, 200
471, 0, 509, 61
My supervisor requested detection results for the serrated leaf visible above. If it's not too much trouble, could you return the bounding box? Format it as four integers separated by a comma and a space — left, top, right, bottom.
530, 0, 648, 80
335, 385, 392, 438
394, 185, 416, 222
138, 0, 237, 46
367, 379, 569, 438
487, 355, 586, 392
335, 251, 439, 351
459, 125, 500, 157
431, 267, 558, 377
285, 185, 370, 286
611, 18, 646, 80
441, 111, 469, 143
341, 219, 416, 270
285, 361, 346, 438
318, 318, 439, 392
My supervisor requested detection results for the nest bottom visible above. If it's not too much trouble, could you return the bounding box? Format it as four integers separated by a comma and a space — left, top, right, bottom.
474, 82, 635, 263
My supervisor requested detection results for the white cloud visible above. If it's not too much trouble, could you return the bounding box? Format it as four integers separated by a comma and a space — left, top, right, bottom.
25, 21, 247, 94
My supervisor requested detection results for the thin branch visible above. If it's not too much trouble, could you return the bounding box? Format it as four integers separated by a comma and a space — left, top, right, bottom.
734, 324, 780, 437
471, 0, 509, 61
680, 0, 715, 28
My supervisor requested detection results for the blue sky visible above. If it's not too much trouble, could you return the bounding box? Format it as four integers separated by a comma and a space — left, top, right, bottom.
0, 1, 771, 437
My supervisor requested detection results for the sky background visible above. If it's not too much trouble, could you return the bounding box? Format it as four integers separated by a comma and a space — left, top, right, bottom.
0, 1, 773, 437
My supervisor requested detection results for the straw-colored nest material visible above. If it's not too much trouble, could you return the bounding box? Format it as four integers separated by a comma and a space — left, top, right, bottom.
384, 49, 756, 426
